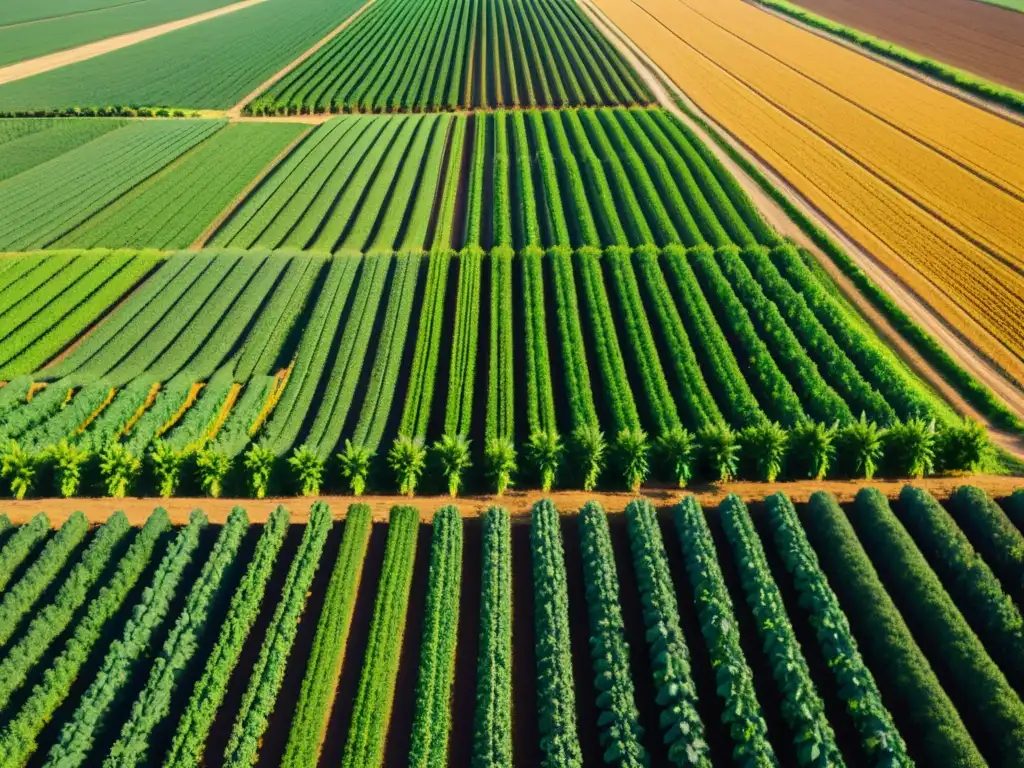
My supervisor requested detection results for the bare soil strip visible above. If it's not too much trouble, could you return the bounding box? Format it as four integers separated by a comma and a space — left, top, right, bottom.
190, 125, 314, 248
579, 0, 1024, 460
225, 0, 381, 117
748, 1, 1024, 127
3, 476, 1022, 525
0, 0, 269, 85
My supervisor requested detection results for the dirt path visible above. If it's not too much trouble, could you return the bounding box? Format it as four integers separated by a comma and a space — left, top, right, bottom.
0, 0, 269, 86
225, 0, 380, 117
580, 0, 1024, 459
190, 125, 313, 248
3, 476, 1021, 526
748, 1, 1024, 128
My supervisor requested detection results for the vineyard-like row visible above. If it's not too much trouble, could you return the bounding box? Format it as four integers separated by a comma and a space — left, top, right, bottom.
0, 241, 981, 500
248, 0, 651, 114
0, 487, 1022, 767
213, 108, 776, 253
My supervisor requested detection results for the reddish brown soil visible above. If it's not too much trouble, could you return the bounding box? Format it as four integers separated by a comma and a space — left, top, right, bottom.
5, 476, 1021, 527
780, 0, 1024, 90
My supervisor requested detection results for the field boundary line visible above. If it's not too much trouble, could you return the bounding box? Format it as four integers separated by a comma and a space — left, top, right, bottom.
225, 0, 382, 118
0, 0, 269, 86
578, 0, 1024, 458
191, 125, 315, 249
3, 475, 1022, 525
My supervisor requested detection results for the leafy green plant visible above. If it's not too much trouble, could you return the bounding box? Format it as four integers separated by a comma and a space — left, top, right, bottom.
484, 437, 516, 496
697, 424, 739, 483
526, 430, 562, 492
49, 440, 89, 498
615, 428, 649, 492
389, 435, 427, 497
244, 442, 276, 499
840, 413, 886, 479
788, 421, 837, 480
655, 427, 696, 488
886, 418, 936, 478
99, 443, 142, 498
288, 445, 324, 497
337, 441, 374, 496
196, 449, 232, 498
1, 440, 39, 500
572, 424, 605, 491
740, 421, 788, 482
939, 418, 988, 472
148, 440, 184, 498
433, 434, 472, 498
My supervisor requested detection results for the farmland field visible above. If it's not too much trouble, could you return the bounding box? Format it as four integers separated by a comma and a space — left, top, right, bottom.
54, 122, 307, 250
0, 118, 128, 183
591, 0, 1024, 386
0, 120, 225, 251
0, 0, 243, 67
0, 0, 367, 111
248, 0, 652, 113
0, 489, 1022, 767
764, 0, 1024, 90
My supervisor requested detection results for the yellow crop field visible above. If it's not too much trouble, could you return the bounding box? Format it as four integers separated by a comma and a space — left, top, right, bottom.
592, 0, 1024, 382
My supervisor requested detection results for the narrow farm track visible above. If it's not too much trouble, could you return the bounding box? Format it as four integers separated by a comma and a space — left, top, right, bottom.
225, 0, 380, 118
2, 475, 1022, 525
0, 0, 269, 86
580, 0, 1024, 459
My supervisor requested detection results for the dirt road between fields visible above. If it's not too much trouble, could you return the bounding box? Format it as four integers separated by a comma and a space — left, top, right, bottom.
0, 0, 269, 86
580, 0, 1024, 460
225, 0, 380, 118
764, 0, 1024, 92
3, 476, 1021, 525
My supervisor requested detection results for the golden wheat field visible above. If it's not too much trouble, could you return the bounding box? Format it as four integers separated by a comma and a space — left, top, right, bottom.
593, 0, 1024, 383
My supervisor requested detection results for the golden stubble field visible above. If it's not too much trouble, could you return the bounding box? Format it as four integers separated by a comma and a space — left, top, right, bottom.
593, 0, 1024, 384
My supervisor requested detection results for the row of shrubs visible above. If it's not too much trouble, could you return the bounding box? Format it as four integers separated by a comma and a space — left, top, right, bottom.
0, 414, 988, 499
0, 107, 196, 119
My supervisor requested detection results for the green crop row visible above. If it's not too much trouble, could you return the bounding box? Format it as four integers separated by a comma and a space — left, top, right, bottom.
764, 492, 910, 765
719, 496, 841, 767
486, 247, 515, 444
223, 501, 332, 766
444, 248, 484, 437
0, 509, 168, 767
471, 507, 513, 766
530, 499, 582, 767
165, 505, 289, 768
283, 504, 372, 768
578, 502, 648, 765
0, 511, 88, 648
341, 505, 420, 768
0, 510, 48, 592
0, 512, 130, 708
623, 499, 708, 766
801, 491, 985, 766
896, 486, 1024, 693
409, 506, 463, 767
106, 507, 248, 768
948, 485, 1024, 607
43, 509, 205, 768
674, 497, 776, 764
